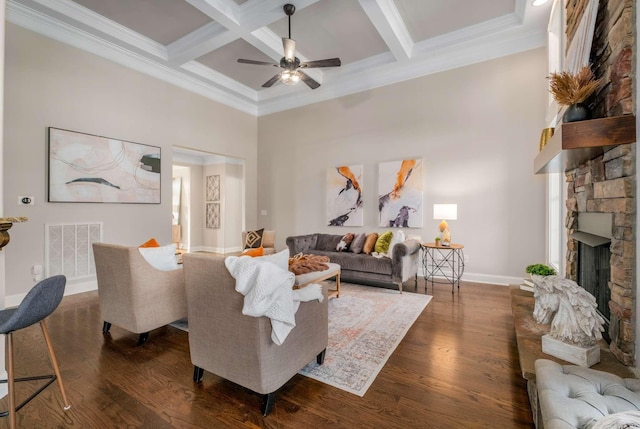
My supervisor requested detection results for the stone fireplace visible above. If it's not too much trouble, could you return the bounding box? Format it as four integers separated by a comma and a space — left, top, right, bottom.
559, 0, 636, 366
565, 144, 636, 365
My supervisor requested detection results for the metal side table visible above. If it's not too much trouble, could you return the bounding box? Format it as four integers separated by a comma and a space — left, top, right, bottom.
422, 243, 465, 293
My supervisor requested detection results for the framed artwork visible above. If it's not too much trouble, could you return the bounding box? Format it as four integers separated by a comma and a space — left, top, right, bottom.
48, 127, 161, 203
378, 159, 423, 228
327, 165, 363, 226
206, 175, 220, 201
206, 203, 220, 229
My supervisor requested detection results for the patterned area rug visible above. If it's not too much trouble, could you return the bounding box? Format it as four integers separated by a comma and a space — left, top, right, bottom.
299, 283, 432, 397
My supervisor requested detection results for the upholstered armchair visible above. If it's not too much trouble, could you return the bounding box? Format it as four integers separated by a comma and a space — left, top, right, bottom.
92, 243, 187, 345
183, 252, 328, 416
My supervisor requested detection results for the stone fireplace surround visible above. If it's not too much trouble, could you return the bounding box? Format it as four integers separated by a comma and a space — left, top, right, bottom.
565, 143, 636, 365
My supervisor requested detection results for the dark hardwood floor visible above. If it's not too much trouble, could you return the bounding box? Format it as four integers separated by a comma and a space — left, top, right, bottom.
4, 279, 534, 428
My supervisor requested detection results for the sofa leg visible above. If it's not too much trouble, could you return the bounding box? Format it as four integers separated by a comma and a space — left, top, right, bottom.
137, 332, 149, 346
193, 366, 204, 382
262, 392, 276, 416
102, 321, 111, 334
316, 348, 326, 365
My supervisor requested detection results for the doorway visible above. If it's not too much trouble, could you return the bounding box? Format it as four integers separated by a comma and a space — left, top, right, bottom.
172, 147, 246, 253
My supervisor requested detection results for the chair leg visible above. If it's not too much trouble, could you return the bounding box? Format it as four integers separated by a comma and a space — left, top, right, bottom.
193, 366, 204, 382
40, 320, 71, 411
316, 348, 326, 365
102, 321, 111, 334
137, 333, 150, 346
6, 333, 16, 429
261, 392, 276, 416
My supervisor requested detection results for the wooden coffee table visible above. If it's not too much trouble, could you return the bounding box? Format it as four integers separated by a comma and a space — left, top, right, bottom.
292, 263, 341, 298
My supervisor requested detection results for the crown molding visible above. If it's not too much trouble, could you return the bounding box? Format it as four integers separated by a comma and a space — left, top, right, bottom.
7, 0, 546, 118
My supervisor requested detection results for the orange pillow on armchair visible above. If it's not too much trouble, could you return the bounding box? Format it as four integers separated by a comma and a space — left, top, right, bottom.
139, 238, 160, 248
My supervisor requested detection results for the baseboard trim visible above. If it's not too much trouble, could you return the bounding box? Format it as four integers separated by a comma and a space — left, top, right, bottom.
416, 267, 521, 286
6, 279, 98, 308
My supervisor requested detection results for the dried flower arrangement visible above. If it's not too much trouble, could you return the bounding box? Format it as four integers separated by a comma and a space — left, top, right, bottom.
547, 65, 603, 106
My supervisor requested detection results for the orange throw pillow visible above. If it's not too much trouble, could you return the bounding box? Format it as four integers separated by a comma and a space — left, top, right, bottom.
243, 246, 264, 257
139, 238, 160, 248
362, 233, 379, 255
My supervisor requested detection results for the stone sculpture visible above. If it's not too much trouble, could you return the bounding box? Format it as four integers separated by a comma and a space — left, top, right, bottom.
532, 275, 604, 347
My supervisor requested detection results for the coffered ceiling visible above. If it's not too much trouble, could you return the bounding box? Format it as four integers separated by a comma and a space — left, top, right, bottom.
7, 0, 553, 116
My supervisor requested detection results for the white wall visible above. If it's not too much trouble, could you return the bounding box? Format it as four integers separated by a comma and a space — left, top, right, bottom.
3, 24, 258, 299
258, 48, 548, 284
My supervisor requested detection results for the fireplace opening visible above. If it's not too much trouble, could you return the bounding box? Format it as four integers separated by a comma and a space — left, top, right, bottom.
577, 241, 611, 334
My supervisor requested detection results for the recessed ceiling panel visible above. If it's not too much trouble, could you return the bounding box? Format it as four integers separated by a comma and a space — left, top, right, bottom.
197, 39, 280, 90
395, 0, 515, 42
72, 0, 213, 45
268, 0, 388, 65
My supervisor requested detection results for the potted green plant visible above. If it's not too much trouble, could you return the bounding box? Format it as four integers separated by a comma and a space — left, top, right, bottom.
434, 237, 441, 246
525, 263, 557, 277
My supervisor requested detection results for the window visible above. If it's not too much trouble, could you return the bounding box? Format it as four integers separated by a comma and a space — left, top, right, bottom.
547, 172, 564, 273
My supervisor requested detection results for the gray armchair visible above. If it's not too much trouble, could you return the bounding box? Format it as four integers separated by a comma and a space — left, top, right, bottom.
92, 243, 187, 345
182, 252, 328, 416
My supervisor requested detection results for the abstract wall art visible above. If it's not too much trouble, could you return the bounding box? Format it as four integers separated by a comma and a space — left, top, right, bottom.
378, 159, 423, 227
327, 165, 363, 227
48, 127, 161, 203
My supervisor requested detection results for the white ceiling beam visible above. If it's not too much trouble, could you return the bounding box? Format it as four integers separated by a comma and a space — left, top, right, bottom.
167, 21, 236, 65
358, 0, 413, 62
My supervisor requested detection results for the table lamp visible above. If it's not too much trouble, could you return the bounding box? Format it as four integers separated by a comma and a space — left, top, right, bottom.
433, 204, 457, 246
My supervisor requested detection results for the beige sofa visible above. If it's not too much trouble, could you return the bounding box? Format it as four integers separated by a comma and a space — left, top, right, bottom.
183, 252, 328, 416
93, 243, 187, 345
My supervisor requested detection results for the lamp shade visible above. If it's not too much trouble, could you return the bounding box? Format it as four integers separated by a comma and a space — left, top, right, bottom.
433, 204, 457, 220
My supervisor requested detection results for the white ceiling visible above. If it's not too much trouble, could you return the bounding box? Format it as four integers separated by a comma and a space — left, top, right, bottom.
7, 0, 553, 116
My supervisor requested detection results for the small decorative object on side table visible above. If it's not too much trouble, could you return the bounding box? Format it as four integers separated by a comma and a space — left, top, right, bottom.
422, 242, 464, 293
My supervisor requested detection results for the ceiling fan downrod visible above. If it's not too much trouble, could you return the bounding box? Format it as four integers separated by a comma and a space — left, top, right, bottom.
283, 4, 295, 39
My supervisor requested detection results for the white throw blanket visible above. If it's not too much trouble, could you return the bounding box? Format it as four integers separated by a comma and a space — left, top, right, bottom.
224, 255, 324, 345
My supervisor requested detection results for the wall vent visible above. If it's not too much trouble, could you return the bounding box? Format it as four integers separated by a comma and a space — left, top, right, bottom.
45, 222, 102, 279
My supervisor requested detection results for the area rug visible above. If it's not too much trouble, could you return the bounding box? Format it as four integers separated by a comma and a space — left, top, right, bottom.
299, 283, 432, 397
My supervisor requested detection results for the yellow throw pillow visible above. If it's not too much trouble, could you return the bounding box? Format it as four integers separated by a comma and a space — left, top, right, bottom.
362, 233, 379, 255
375, 231, 394, 254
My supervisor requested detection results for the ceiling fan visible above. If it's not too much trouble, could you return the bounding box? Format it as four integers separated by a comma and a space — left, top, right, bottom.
237, 3, 341, 90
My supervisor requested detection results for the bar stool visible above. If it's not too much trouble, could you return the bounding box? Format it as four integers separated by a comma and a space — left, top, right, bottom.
0, 275, 71, 428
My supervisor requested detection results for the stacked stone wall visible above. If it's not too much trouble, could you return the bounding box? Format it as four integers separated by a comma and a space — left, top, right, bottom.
564, 0, 635, 365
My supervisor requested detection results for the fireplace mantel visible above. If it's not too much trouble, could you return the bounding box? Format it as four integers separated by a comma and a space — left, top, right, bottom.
534, 115, 636, 174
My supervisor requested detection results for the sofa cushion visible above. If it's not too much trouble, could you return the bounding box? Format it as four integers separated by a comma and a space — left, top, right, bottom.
244, 228, 264, 249
310, 250, 392, 276
316, 234, 342, 251
350, 233, 366, 254
138, 244, 179, 271
375, 231, 394, 254
336, 233, 354, 252
363, 233, 378, 254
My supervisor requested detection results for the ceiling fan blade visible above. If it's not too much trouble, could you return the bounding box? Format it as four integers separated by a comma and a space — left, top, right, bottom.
262, 73, 282, 88
300, 58, 341, 68
238, 58, 278, 66
298, 71, 320, 90
283, 38, 296, 61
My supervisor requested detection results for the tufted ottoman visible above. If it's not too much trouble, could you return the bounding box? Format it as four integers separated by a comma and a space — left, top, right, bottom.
535, 359, 640, 428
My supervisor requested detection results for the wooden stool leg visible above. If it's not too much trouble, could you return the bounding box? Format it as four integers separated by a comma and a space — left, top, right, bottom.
40, 320, 71, 410
6, 333, 16, 429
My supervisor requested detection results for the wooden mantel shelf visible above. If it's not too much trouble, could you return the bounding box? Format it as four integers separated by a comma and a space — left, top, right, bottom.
534, 115, 636, 174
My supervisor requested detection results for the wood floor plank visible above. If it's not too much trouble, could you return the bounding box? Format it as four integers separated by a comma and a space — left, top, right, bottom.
0, 280, 534, 428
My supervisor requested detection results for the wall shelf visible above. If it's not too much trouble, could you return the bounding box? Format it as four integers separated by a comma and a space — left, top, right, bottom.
534, 115, 636, 174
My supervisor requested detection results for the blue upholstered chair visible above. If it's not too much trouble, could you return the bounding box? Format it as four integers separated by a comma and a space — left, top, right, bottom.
0, 275, 71, 428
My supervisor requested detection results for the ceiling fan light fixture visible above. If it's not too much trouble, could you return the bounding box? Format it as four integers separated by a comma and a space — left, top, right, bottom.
280, 70, 300, 85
